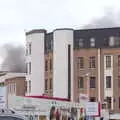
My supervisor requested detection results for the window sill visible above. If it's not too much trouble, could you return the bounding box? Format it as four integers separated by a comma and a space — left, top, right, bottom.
105, 88, 112, 90
90, 88, 96, 89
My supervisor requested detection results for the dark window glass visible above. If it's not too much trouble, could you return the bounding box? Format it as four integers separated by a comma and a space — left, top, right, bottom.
90, 77, 96, 88
106, 97, 111, 109
50, 78, 52, 89
104, 38, 109, 46
50, 59, 53, 71
119, 97, 120, 109
77, 57, 84, 69
106, 56, 111, 68
78, 77, 84, 88
118, 76, 120, 88
45, 60, 48, 71
75, 38, 84, 48
106, 76, 111, 88
45, 79, 48, 90
29, 80, 31, 93
90, 97, 96, 102
29, 62, 31, 74
118, 55, 120, 67
26, 63, 28, 74
29, 43, 31, 55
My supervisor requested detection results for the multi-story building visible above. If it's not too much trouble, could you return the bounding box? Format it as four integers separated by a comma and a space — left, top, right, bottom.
0, 72, 26, 107
26, 27, 120, 113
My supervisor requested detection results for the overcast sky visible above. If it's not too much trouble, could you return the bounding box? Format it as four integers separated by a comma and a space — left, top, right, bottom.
0, 0, 120, 46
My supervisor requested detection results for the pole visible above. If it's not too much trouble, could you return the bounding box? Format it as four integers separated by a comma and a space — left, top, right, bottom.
86, 74, 89, 101
98, 48, 101, 102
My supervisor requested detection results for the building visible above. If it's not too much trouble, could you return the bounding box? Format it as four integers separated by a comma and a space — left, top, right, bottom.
0, 72, 26, 107
26, 27, 120, 113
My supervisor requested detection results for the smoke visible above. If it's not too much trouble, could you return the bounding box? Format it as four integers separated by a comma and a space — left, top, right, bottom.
1, 44, 26, 73
83, 8, 120, 29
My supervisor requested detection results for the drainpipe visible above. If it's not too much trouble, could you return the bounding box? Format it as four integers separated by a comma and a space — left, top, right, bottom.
98, 48, 101, 102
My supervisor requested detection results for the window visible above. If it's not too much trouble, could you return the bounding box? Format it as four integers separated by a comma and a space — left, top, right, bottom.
26, 63, 29, 74
25, 81, 27, 93
45, 79, 48, 90
9, 84, 12, 93
49, 78, 52, 89
78, 38, 84, 47
106, 56, 111, 68
50, 40, 53, 50
104, 38, 109, 46
26, 48, 28, 56
29, 62, 31, 74
114, 37, 120, 46
118, 55, 120, 67
89, 56, 96, 68
109, 36, 114, 46
13, 83, 16, 93
106, 76, 111, 88
26, 63, 28, 74
90, 97, 96, 102
77, 57, 84, 69
119, 97, 120, 109
90, 77, 96, 88
50, 59, 53, 71
90, 38, 95, 47
78, 77, 84, 88
29, 80, 31, 93
106, 97, 111, 109
118, 76, 120, 88
45, 60, 48, 71
28, 43, 31, 55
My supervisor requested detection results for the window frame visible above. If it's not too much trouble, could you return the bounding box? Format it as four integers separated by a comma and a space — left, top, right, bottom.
106, 76, 111, 88
78, 77, 84, 89
106, 56, 111, 68
90, 38, 95, 47
89, 56, 96, 68
77, 57, 84, 69
90, 76, 96, 88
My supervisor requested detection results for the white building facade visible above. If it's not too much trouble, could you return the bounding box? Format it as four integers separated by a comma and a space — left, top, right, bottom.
26, 29, 74, 100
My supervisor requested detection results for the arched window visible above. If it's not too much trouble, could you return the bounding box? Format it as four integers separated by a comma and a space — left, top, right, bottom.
90, 38, 95, 47
78, 38, 84, 47
109, 36, 114, 46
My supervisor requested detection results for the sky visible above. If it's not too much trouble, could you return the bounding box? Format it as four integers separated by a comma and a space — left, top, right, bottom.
0, 0, 120, 46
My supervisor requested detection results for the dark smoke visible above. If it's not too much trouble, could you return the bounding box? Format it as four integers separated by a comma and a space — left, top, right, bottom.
1, 44, 26, 73
83, 8, 120, 29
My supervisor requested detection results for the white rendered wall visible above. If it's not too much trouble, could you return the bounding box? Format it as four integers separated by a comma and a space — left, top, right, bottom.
53, 29, 73, 100
26, 32, 45, 95
104, 55, 113, 109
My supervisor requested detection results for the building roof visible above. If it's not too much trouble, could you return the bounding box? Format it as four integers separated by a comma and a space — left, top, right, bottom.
0, 73, 25, 83
74, 27, 120, 48
26, 29, 46, 35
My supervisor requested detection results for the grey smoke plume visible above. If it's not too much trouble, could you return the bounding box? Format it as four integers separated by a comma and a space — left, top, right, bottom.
1, 44, 26, 73
83, 8, 120, 29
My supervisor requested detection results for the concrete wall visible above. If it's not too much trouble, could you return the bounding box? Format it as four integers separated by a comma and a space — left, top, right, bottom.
26, 31, 45, 95
53, 29, 74, 100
